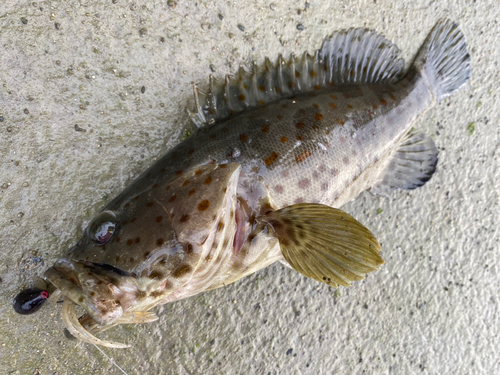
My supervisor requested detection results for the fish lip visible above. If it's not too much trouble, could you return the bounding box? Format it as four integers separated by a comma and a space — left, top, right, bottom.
44, 258, 124, 325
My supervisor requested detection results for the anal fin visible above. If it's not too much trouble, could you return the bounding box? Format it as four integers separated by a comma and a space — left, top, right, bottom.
371, 130, 438, 195
263, 204, 384, 288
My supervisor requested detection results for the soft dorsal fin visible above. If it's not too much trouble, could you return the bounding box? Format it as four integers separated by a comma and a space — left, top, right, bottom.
188, 28, 405, 128
371, 130, 439, 195
263, 203, 384, 288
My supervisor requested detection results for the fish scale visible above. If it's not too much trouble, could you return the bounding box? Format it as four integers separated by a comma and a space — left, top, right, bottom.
13, 19, 470, 348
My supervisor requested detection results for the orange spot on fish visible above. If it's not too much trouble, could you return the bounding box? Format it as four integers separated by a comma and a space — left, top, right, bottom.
239, 134, 248, 142
156, 216, 163, 223
146, 202, 154, 207
258, 85, 265, 92
313, 103, 320, 109
175, 170, 182, 176
115, 237, 120, 243
157, 238, 165, 246
329, 94, 338, 100
264, 152, 279, 166
282, 104, 288, 108
125, 202, 130, 208
238, 94, 246, 101
127, 239, 133, 246
180, 214, 190, 223
130, 218, 136, 223
258, 100, 266, 105
217, 222, 224, 231
188, 149, 195, 155
204, 176, 212, 185
314, 113, 323, 121
296, 121, 305, 129
296, 150, 311, 163
389, 94, 396, 100
310, 71, 317, 78
296, 135, 303, 141
172, 264, 192, 278
134, 196, 140, 200
343, 92, 350, 98
347, 104, 353, 109
188, 188, 196, 197
281, 136, 288, 143
260, 124, 269, 133
135, 237, 141, 244
182, 179, 190, 186
372, 104, 378, 110
209, 134, 216, 140
357, 88, 363, 96
168, 194, 177, 203
295, 71, 300, 78
380, 99, 387, 106
312, 125, 319, 131
298, 178, 310, 189
274, 185, 284, 194
329, 103, 337, 110
336, 118, 344, 125
198, 200, 210, 211
195, 170, 202, 175
277, 115, 283, 120
160, 168, 165, 174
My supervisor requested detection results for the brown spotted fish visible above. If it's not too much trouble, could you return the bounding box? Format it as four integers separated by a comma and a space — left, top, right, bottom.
31, 19, 469, 347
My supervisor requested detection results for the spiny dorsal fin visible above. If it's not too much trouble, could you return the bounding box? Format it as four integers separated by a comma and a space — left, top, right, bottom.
263, 203, 384, 288
187, 28, 405, 128
371, 130, 438, 195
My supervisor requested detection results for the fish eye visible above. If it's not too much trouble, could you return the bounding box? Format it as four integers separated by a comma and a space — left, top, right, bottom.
88, 211, 118, 246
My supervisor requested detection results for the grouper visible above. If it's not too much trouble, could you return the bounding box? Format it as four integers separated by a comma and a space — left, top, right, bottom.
14, 19, 470, 347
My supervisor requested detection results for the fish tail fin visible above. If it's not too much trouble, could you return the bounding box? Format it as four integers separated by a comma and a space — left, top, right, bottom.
413, 19, 470, 101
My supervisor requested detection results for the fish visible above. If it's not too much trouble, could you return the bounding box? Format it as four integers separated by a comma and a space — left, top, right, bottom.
19, 19, 470, 348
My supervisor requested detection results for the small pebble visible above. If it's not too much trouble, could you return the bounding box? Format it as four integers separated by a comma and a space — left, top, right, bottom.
141, 86, 146, 94
167, 0, 177, 8
139, 28, 147, 37
160, 37, 165, 43
24, 108, 29, 114
286, 348, 293, 355
74, 124, 86, 132
218, 13, 223, 20
237, 24, 245, 32
112, 0, 118, 4
54, 22, 60, 30
21, 17, 28, 25
209, 64, 216, 73
0, 116, 4, 122
297, 24, 304, 31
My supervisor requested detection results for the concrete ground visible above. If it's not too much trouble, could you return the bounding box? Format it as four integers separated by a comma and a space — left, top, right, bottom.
0, 0, 498, 374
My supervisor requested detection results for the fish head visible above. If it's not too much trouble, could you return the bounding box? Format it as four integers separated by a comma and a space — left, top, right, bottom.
43, 162, 242, 329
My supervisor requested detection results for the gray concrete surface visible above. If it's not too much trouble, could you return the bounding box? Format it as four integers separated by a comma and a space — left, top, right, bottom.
0, 1, 499, 374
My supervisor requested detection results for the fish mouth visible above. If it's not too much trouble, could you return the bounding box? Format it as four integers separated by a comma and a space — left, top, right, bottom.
44, 259, 156, 348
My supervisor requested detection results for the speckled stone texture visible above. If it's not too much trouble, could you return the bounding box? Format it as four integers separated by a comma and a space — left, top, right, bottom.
0, 1, 498, 374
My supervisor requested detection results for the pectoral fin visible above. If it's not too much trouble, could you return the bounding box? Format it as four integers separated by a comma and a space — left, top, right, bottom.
264, 204, 383, 288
